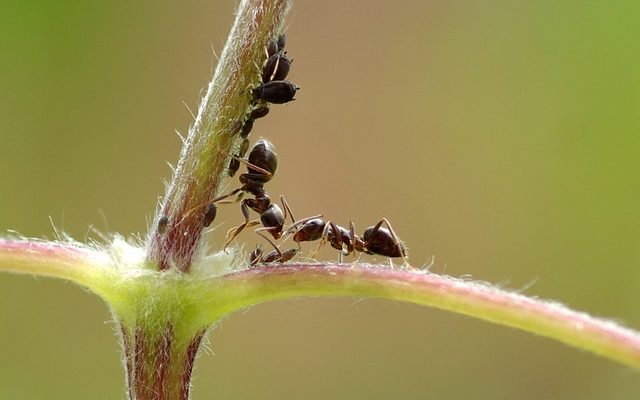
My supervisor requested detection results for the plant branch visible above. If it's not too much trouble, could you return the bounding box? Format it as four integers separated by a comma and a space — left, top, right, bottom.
0, 238, 108, 288
146, 0, 291, 273
204, 263, 640, 370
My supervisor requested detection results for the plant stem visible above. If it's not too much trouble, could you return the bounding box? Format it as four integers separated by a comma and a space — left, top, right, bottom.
206, 264, 640, 370
0, 238, 107, 287
146, 0, 290, 273
119, 321, 206, 400
4, 237, 639, 371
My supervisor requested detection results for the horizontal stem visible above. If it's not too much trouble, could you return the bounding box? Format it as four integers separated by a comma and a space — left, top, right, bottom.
0, 238, 107, 287
209, 263, 640, 370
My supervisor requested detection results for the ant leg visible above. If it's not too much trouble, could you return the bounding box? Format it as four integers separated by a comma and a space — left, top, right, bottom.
212, 188, 243, 204
238, 158, 272, 178
254, 225, 281, 242
256, 231, 283, 257
346, 221, 356, 256
349, 221, 364, 263
216, 192, 244, 205
256, 230, 298, 263
280, 195, 296, 224
309, 220, 333, 259
223, 201, 252, 249
374, 218, 408, 266
226, 220, 260, 239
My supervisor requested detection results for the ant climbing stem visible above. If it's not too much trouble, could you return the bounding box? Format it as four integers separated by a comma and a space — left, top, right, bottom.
209, 139, 298, 249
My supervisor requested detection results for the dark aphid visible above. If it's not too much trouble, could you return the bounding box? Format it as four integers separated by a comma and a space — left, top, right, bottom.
266, 39, 278, 57
250, 246, 263, 266
228, 138, 250, 177
253, 80, 298, 104
238, 138, 250, 158
203, 204, 217, 228
262, 247, 296, 264
277, 33, 286, 51
253, 231, 297, 265
262, 54, 278, 83
249, 105, 270, 120
157, 216, 169, 234
240, 118, 254, 139
271, 55, 291, 81
229, 120, 243, 135
262, 53, 292, 83
228, 157, 241, 177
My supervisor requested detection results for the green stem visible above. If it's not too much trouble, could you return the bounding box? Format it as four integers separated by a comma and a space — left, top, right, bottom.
206, 264, 640, 370
0, 238, 107, 288
146, 0, 291, 273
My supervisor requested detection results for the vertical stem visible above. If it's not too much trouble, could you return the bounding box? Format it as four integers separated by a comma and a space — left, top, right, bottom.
120, 322, 207, 400
146, 0, 291, 272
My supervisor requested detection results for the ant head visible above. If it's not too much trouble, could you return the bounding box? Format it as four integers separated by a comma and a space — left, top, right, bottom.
248, 139, 278, 176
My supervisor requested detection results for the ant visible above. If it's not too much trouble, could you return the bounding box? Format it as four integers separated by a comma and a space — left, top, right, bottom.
249, 231, 297, 266
212, 139, 295, 248
288, 217, 407, 261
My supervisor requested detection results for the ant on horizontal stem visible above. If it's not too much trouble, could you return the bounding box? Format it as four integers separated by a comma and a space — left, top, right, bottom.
288, 217, 407, 262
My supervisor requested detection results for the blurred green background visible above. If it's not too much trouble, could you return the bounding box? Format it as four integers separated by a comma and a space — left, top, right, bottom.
1, 1, 640, 398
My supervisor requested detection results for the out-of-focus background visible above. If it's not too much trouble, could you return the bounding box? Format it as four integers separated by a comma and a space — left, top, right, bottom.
1, 1, 639, 398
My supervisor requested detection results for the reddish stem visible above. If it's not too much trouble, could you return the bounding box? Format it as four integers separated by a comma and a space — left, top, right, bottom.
120, 323, 206, 400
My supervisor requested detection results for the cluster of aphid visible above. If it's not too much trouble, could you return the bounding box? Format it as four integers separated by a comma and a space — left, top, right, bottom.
159, 34, 407, 267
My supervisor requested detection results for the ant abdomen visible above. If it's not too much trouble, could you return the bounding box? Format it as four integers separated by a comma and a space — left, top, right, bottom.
362, 225, 406, 258
247, 139, 278, 176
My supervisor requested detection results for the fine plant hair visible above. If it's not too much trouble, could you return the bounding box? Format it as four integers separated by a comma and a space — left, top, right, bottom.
0, 1, 639, 399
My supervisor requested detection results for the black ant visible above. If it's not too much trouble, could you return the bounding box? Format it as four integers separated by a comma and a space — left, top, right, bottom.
212, 139, 295, 248
289, 217, 407, 260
